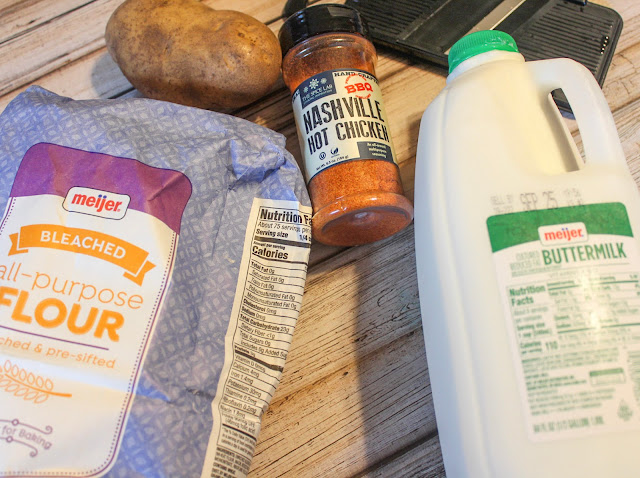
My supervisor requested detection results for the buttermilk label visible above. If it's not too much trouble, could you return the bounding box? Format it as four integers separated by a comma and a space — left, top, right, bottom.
291, 68, 397, 182
0, 143, 191, 477
486, 202, 640, 443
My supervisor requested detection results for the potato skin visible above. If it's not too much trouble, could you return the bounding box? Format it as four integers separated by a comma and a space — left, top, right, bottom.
105, 0, 282, 110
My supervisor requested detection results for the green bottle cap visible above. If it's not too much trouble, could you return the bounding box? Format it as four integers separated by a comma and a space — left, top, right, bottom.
448, 30, 519, 74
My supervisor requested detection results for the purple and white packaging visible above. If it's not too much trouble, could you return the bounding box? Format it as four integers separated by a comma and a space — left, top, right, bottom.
0, 87, 311, 477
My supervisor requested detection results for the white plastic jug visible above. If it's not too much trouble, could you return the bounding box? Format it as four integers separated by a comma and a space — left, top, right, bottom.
415, 30, 640, 478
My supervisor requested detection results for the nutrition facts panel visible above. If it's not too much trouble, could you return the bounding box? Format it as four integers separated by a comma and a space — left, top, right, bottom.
504, 265, 640, 442
487, 204, 640, 442
505, 267, 640, 440
510, 272, 640, 355
205, 199, 312, 478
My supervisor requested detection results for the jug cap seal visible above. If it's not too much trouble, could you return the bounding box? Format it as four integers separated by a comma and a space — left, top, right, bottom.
448, 30, 518, 74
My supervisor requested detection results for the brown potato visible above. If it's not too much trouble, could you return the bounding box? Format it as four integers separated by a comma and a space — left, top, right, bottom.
105, 0, 282, 110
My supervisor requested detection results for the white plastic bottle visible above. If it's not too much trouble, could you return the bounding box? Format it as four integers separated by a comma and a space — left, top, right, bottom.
415, 31, 640, 477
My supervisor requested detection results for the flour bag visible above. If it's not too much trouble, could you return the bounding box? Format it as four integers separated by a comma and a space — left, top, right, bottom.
0, 87, 311, 477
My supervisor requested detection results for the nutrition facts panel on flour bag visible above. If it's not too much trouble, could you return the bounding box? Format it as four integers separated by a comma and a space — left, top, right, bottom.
202, 198, 312, 478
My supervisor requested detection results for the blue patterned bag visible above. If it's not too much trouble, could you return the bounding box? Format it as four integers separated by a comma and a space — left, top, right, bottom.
0, 87, 311, 477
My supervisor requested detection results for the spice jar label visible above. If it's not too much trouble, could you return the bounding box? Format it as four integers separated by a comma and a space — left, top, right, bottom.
291, 68, 397, 182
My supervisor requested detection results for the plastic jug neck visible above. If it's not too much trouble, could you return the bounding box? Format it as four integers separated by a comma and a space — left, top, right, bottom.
447, 30, 523, 80
447, 49, 524, 82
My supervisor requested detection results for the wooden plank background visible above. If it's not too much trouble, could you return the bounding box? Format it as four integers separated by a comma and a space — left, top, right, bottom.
1, 0, 639, 476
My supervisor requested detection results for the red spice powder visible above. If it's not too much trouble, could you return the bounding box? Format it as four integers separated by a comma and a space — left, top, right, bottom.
282, 31, 413, 246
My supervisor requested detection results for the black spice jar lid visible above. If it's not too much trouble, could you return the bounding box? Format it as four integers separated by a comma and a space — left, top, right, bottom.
279, 4, 370, 57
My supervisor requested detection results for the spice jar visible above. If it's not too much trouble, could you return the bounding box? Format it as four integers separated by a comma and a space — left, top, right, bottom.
279, 4, 414, 246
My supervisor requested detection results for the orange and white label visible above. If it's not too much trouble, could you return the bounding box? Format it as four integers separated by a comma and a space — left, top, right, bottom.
0, 144, 191, 477
8, 224, 155, 285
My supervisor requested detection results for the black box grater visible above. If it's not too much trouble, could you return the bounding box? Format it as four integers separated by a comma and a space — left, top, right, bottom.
344, 0, 623, 112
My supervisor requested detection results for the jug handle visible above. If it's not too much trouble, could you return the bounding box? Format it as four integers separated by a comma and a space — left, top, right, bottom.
527, 58, 626, 167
